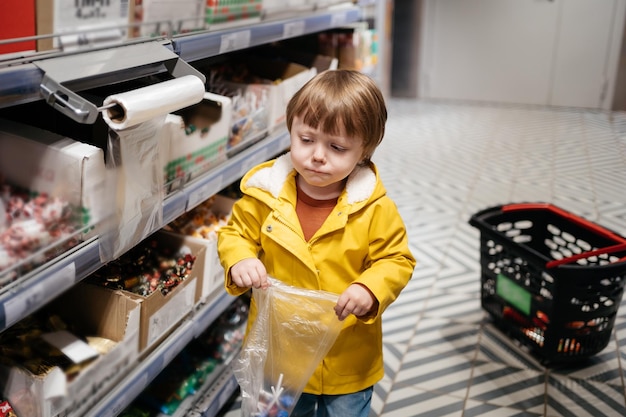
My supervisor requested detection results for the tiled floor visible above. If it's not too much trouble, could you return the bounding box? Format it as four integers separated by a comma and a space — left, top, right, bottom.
217, 98, 626, 417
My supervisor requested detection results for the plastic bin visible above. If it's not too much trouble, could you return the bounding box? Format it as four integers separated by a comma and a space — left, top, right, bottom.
469, 203, 626, 364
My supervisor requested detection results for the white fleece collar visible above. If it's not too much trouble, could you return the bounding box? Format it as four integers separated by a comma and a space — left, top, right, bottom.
246, 153, 377, 204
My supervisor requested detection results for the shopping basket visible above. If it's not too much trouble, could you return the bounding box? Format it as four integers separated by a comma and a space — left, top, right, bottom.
469, 203, 626, 364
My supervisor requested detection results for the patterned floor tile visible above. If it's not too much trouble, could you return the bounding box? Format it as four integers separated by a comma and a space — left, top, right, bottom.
420, 291, 484, 324
393, 346, 474, 398
546, 374, 626, 417
466, 361, 546, 412
379, 386, 465, 417
408, 317, 481, 357
463, 400, 543, 417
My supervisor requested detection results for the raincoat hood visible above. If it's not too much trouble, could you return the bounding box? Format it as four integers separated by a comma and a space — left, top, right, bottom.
241, 152, 386, 212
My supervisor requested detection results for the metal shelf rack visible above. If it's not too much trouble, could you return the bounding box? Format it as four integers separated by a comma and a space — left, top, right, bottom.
0, 4, 364, 416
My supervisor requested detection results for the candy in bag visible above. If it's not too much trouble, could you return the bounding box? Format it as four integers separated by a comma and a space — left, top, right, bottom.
233, 278, 344, 417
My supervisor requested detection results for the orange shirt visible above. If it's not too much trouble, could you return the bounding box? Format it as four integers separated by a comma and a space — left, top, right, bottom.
296, 183, 338, 242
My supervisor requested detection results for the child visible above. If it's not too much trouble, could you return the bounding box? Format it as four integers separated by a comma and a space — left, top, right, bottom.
217, 69, 416, 417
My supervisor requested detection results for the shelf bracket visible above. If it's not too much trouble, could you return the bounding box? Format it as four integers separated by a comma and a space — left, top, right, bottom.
33, 41, 206, 124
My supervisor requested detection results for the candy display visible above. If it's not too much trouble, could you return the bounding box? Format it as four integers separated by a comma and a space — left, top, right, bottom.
0, 310, 112, 381
205, 57, 315, 134
125, 296, 249, 416
205, 65, 270, 153
164, 194, 235, 304
0, 400, 17, 417
165, 196, 230, 240
87, 238, 197, 297
0, 182, 83, 287
195, 294, 248, 362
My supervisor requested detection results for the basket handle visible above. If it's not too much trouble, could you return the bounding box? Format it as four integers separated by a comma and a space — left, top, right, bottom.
546, 242, 626, 268
503, 203, 626, 244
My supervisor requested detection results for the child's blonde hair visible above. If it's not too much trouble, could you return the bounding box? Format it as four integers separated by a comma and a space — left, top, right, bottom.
286, 69, 387, 163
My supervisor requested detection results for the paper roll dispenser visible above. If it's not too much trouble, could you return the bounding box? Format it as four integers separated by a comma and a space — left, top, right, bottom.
34, 41, 206, 124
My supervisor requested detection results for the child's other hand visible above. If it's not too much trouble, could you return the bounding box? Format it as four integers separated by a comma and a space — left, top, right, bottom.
230, 258, 269, 289
335, 283, 377, 321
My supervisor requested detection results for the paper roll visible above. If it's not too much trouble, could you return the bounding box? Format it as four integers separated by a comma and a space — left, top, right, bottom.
102, 75, 206, 130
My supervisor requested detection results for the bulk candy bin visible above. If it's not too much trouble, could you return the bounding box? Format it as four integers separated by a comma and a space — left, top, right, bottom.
469, 203, 626, 364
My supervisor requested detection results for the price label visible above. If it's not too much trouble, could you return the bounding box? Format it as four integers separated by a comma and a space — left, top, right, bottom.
219, 30, 252, 54
283, 21, 305, 38
331, 12, 347, 28
187, 175, 223, 209
4, 263, 76, 326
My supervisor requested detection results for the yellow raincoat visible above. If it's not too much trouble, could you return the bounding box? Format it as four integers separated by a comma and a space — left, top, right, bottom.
218, 153, 416, 395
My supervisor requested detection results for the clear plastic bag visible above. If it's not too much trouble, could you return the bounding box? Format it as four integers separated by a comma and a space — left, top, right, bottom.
234, 278, 344, 417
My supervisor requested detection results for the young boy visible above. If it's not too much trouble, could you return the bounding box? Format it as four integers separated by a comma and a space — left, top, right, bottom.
217, 69, 416, 417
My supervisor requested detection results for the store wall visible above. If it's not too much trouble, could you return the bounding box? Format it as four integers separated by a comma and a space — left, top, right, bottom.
415, 0, 626, 110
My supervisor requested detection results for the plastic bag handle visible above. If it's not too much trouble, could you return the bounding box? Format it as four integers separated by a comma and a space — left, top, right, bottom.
502, 203, 626, 244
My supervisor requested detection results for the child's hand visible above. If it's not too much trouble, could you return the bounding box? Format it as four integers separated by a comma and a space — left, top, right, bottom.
230, 258, 269, 289
334, 283, 378, 321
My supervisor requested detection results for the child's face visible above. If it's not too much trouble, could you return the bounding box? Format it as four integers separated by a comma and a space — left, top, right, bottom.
290, 116, 364, 193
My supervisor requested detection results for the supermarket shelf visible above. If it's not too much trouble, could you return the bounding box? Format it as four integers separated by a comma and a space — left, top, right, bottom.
0, 128, 290, 333
84, 289, 237, 417
0, 6, 361, 111
173, 6, 361, 62
153, 339, 242, 417
156, 362, 237, 417
192, 365, 239, 417
0, 237, 101, 331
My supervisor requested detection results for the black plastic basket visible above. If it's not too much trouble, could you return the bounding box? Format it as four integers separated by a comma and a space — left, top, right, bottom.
469, 203, 626, 364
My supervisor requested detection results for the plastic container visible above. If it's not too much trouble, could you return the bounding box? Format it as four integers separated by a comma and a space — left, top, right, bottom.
469, 203, 626, 364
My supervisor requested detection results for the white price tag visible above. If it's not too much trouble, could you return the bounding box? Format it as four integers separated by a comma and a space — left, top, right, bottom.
219, 30, 252, 54
4, 263, 76, 326
188, 175, 223, 209
331, 12, 347, 27
283, 21, 305, 38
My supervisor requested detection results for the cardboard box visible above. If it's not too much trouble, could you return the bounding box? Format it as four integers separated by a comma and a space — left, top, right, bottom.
248, 59, 317, 131
197, 195, 234, 301
0, 119, 105, 284
129, 0, 205, 38
0, 284, 141, 417
0, 119, 107, 227
216, 59, 316, 135
163, 92, 232, 188
89, 232, 206, 353
161, 232, 220, 306
163, 195, 235, 304
36, 0, 130, 52
0, 0, 36, 56
318, 22, 374, 72
205, 68, 271, 154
